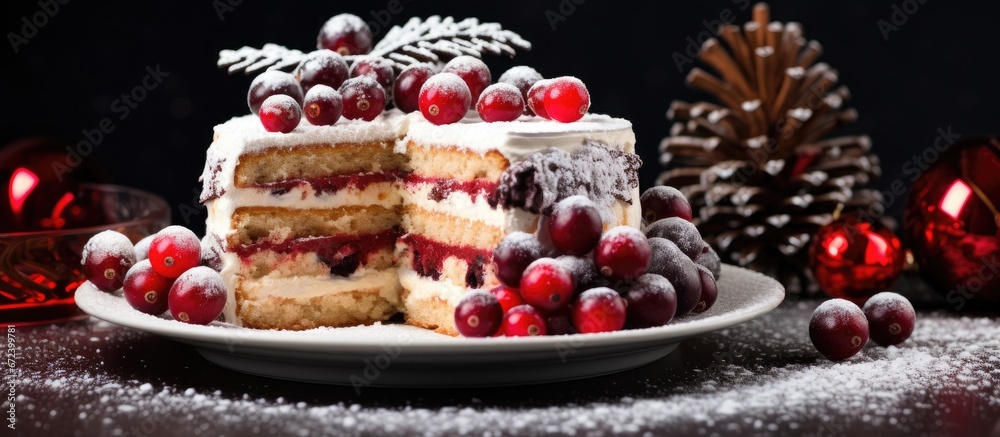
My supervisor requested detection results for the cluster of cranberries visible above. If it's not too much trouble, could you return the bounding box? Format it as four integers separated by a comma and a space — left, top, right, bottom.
82, 226, 226, 325
809, 292, 916, 361
454, 187, 720, 337
250, 13, 591, 133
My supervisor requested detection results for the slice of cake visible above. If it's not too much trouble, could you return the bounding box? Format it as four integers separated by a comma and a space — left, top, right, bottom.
200, 113, 408, 329
397, 113, 641, 334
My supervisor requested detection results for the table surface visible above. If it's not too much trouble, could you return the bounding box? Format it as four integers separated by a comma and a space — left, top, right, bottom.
5, 279, 1000, 437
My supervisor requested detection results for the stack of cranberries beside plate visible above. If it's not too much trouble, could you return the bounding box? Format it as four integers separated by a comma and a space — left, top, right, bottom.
454, 187, 723, 337
81, 226, 226, 325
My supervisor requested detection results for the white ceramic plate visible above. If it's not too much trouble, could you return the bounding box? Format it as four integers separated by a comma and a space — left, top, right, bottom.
76, 264, 784, 387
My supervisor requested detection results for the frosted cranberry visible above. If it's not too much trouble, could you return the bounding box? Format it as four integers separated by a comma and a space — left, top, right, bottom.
810, 299, 869, 361
544, 308, 574, 335
543, 76, 590, 123
862, 292, 916, 346
555, 255, 604, 291
418, 73, 472, 125
393, 64, 434, 113
526, 79, 552, 119
350, 56, 395, 96
294, 49, 349, 93
503, 305, 547, 337
549, 196, 603, 256
594, 227, 651, 283
442, 56, 491, 102
647, 237, 702, 317
82, 230, 137, 292
692, 266, 718, 313
476, 83, 524, 122
303, 85, 343, 126
695, 247, 722, 280
247, 71, 303, 115
454, 290, 503, 337
489, 285, 525, 314
122, 260, 171, 315
339, 76, 386, 121
573, 287, 627, 334
520, 258, 575, 312
641, 186, 693, 224
148, 226, 201, 279
625, 274, 677, 328
134, 234, 154, 261
498, 66, 543, 115
645, 217, 707, 260
317, 14, 372, 55
259, 95, 302, 133
493, 232, 546, 288
168, 266, 226, 325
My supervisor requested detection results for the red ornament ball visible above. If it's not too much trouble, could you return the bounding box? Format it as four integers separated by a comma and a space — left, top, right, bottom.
903, 136, 1000, 308
809, 215, 903, 305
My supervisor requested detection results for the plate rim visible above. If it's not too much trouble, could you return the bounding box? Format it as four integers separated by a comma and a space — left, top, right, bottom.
75, 264, 784, 354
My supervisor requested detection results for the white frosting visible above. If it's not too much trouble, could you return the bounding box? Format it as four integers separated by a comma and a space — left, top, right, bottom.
400, 111, 636, 159
398, 267, 466, 308
241, 269, 397, 300
210, 110, 409, 155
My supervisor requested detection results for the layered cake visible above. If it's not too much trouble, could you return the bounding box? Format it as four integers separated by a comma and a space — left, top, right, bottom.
200, 111, 641, 332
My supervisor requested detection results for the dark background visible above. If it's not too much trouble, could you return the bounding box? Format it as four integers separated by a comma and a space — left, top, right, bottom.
2, 0, 998, 234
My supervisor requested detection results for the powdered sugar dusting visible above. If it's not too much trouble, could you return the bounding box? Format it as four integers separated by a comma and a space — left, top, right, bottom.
175, 267, 226, 298
81, 231, 135, 266
422, 72, 471, 99
864, 291, 914, 315
154, 226, 201, 254
133, 234, 154, 261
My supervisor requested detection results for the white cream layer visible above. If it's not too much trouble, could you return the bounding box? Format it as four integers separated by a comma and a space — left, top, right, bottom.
400, 112, 636, 159
398, 267, 466, 308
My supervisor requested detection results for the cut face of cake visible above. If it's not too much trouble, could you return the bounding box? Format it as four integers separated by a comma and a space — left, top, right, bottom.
200, 113, 408, 330
200, 111, 641, 332
397, 113, 641, 334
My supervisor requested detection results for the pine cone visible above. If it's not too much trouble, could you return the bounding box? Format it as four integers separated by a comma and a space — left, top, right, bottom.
658, 3, 882, 293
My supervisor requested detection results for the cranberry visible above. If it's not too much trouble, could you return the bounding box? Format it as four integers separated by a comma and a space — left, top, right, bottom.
645, 217, 707, 260
339, 76, 386, 121
147, 226, 202, 279
454, 290, 503, 337
488, 285, 525, 314
526, 79, 552, 119
555, 255, 604, 291
294, 49, 349, 93
168, 266, 227, 325
82, 230, 137, 292
573, 287, 627, 334
647, 237, 702, 317
493, 232, 546, 288
350, 56, 395, 97
519, 258, 575, 312
259, 95, 302, 133
418, 73, 472, 125
442, 56, 491, 103
625, 274, 677, 328
247, 71, 303, 115
134, 234, 154, 261
543, 76, 590, 123
122, 260, 171, 315
544, 307, 574, 335
862, 292, 916, 346
303, 85, 343, 126
476, 83, 524, 122
317, 13, 372, 55
393, 64, 434, 113
548, 195, 603, 256
692, 266, 718, 313
640, 186, 694, 224
594, 226, 651, 283
498, 66, 543, 115
810, 299, 869, 361
695, 247, 722, 281
503, 305, 547, 337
